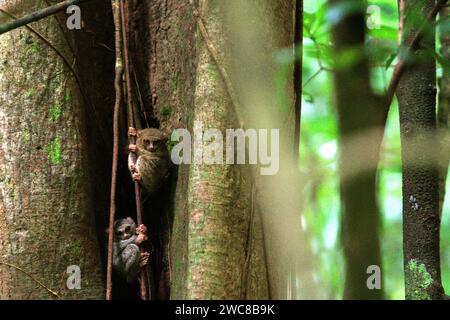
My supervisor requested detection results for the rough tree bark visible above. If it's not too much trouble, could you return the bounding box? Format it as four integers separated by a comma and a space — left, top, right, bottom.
397, 0, 445, 300
438, 5, 450, 217
329, 0, 384, 300
171, 0, 272, 299
0, 1, 109, 299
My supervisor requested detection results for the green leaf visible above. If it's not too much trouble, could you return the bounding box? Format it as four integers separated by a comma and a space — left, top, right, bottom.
369, 25, 398, 41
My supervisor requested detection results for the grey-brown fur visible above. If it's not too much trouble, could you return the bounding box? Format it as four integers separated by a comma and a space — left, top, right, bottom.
112, 217, 149, 283
129, 128, 170, 193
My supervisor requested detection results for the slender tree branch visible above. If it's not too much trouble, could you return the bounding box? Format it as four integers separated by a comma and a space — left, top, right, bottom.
120, 0, 148, 300
0, 0, 92, 35
0, 261, 59, 298
303, 67, 324, 90
106, 0, 123, 301
383, 0, 448, 114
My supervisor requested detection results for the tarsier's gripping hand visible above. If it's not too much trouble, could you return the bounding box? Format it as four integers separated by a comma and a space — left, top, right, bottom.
128, 127, 142, 181
140, 252, 150, 267
135, 224, 148, 245
128, 144, 137, 153
135, 224, 150, 267
128, 127, 137, 154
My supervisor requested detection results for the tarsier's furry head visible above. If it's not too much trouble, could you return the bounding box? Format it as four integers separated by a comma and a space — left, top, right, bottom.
137, 128, 168, 155
114, 217, 136, 240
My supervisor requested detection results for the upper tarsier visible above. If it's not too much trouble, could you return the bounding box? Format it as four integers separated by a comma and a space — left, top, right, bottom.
128, 127, 170, 193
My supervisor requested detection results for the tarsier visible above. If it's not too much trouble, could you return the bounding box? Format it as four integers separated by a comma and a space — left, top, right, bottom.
128, 127, 170, 193
112, 217, 150, 283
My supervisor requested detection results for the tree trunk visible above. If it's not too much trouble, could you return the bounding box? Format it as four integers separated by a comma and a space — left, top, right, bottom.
170, 0, 272, 300
397, 0, 445, 300
438, 5, 450, 217
0, 1, 106, 299
329, 0, 384, 300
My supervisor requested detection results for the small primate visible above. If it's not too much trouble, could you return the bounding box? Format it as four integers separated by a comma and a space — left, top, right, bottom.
112, 217, 150, 283
128, 127, 170, 193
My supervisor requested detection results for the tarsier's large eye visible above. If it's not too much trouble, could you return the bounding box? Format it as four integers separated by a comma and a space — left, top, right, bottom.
143, 139, 150, 146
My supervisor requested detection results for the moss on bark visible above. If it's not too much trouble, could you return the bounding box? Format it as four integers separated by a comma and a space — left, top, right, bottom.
0, 2, 104, 299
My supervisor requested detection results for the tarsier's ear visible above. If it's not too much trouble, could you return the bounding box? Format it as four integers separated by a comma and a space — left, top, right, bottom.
125, 217, 134, 224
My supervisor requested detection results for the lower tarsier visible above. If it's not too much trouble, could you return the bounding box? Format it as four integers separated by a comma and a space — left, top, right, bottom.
112, 127, 170, 283
112, 218, 149, 283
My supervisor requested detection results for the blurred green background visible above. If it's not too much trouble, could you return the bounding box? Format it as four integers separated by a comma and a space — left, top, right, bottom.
296, 0, 450, 299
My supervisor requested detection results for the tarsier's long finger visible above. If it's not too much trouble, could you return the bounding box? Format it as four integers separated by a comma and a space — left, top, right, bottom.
128, 144, 137, 153
136, 224, 147, 234
140, 252, 150, 267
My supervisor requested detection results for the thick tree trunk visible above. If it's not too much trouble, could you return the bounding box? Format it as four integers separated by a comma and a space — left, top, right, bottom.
172, 0, 271, 300
329, 0, 384, 300
0, 1, 105, 299
397, 0, 445, 300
